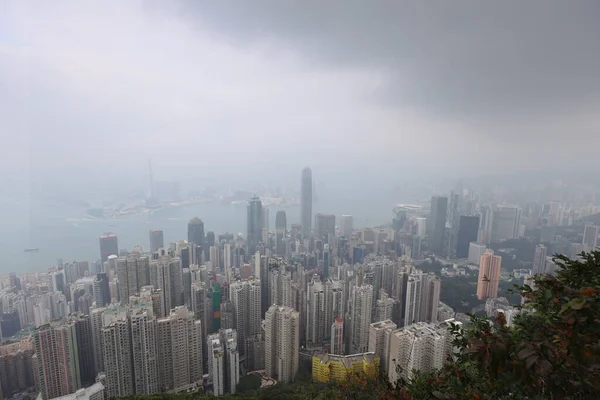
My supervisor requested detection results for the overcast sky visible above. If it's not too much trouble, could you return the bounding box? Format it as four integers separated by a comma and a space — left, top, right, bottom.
1, 1, 599, 193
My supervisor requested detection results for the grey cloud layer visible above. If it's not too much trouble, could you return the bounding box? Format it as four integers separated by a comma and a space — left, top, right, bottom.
178, 0, 600, 118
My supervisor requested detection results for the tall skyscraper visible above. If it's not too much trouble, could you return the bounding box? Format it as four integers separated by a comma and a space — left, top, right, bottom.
247, 197, 264, 254
456, 216, 480, 258
348, 285, 373, 354
70, 313, 94, 385
149, 229, 164, 253
491, 206, 521, 242
428, 196, 448, 254
265, 305, 300, 383
34, 321, 81, 400
419, 274, 441, 322
331, 318, 344, 355
340, 215, 354, 238
93, 273, 110, 307
207, 329, 239, 395
301, 167, 313, 238
315, 213, 336, 243
207, 334, 224, 395
89, 307, 105, 375
477, 250, 502, 300
582, 224, 599, 252
117, 253, 150, 304
532, 244, 548, 275
187, 218, 205, 251
102, 307, 133, 398
156, 306, 203, 392
229, 278, 261, 360
99, 233, 118, 264
275, 210, 287, 256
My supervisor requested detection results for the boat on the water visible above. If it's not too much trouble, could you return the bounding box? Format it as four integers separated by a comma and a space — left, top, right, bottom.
24, 248, 39, 252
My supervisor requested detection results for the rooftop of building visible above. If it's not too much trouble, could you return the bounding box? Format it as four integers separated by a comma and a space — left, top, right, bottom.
49, 382, 104, 400
313, 352, 379, 367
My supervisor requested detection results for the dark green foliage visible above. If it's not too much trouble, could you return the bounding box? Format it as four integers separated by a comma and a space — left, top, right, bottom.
236, 374, 261, 393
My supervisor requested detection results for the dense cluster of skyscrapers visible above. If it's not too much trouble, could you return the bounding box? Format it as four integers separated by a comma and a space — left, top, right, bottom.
1, 167, 599, 399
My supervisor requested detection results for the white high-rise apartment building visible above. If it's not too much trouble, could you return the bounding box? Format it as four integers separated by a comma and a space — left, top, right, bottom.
265, 305, 300, 383
532, 244, 548, 275
117, 253, 150, 304
348, 285, 373, 354
102, 307, 133, 399
368, 319, 397, 374
156, 306, 202, 392
224, 244, 232, 281
306, 277, 345, 348
229, 278, 261, 359
582, 224, 599, 252
150, 256, 183, 316
101, 302, 158, 398
375, 290, 395, 322
220, 329, 240, 394
388, 320, 458, 384
207, 334, 225, 396
269, 264, 292, 308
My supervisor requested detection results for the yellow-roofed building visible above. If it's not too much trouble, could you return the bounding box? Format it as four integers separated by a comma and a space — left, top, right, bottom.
312, 352, 380, 383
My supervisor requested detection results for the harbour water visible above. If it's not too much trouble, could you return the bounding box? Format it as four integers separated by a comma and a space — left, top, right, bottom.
0, 189, 398, 273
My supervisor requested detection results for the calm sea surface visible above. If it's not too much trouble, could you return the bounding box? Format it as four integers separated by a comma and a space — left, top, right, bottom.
0, 191, 398, 273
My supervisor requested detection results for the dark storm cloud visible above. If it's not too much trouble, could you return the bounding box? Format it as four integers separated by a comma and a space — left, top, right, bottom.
177, 0, 600, 118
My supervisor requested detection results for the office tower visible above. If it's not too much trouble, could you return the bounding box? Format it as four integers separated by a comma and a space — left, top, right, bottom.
446, 192, 460, 256
582, 224, 599, 252
188, 217, 205, 247
456, 216, 480, 258
156, 306, 202, 392
315, 213, 336, 243
149, 229, 164, 253
376, 290, 395, 322
89, 307, 105, 375
532, 244, 548, 275
265, 305, 300, 383
182, 269, 192, 307
116, 253, 150, 304
331, 318, 344, 355
468, 242, 487, 265
223, 243, 232, 280
300, 167, 313, 238
388, 321, 456, 382
229, 278, 261, 360
102, 307, 133, 398
209, 246, 220, 272
368, 319, 397, 374
247, 197, 264, 254
150, 256, 183, 316
70, 314, 94, 385
99, 233, 118, 264
477, 251, 502, 300
93, 273, 110, 306
191, 281, 211, 372
427, 196, 448, 254
205, 231, 216, 261
420, 274, 441, 323
312, 352, 379, 383
207, 334, 224, 395
34, 321, 81, 400
491, 206, 521, 242
348, 285, 373, 354
340, 215, 354, 238
275, 210, 287, 256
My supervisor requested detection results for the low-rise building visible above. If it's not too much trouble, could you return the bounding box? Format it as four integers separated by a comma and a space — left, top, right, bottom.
312, 352, 379, 383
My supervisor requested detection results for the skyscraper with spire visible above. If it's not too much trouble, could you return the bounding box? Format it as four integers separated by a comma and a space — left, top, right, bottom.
301, 168, 312, 238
